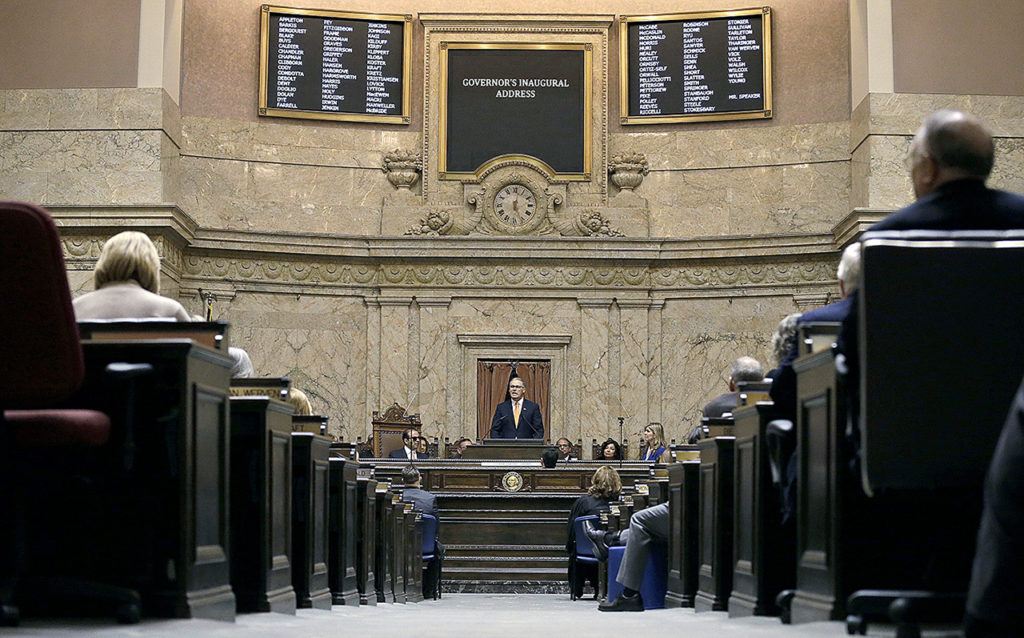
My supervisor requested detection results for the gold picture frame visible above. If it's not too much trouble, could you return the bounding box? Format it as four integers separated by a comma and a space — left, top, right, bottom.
438, 42, 593, 182
618, 6, 773, 125
258, 4, 412, 125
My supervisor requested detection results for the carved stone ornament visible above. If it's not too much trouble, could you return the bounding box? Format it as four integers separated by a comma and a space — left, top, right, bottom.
555, 209, 625, 237
609, 152, 650, 191
382, 148, 422, 191
405, 209, 455, 236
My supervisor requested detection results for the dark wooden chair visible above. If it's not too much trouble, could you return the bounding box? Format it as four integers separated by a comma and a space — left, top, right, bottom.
372, 403, 423, 458
845, 231, 1024, 636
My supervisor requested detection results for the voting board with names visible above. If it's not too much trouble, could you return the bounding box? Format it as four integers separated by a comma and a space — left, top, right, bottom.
622, 8, 772, 124
259, 6, 410, 123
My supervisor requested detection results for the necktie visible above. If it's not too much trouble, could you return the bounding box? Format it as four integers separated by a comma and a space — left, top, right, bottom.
513, 401, 521, 427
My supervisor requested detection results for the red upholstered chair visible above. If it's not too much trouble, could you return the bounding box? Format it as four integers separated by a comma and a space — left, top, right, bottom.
0, 202, 149, 625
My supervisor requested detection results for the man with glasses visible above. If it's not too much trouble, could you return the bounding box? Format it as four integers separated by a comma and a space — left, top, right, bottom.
556, 438, 575, 461
389, 428, 429, 459
489, 378, 544, 439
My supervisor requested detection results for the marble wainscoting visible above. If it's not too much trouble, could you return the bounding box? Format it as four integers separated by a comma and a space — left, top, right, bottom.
53, 209, 843, 448
0, 89, 180, 206
850, 93, 1024, 210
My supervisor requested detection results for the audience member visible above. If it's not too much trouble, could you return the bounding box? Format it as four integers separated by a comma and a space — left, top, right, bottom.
639, 423, 668, 462
599, 438, 623, 461
702, 356, 764, 418
286, 388, 313, 416
389, 428, 427, 460
541, 447, 559, 468
566, 466, 622, 599
228, 347, 255, 378
556, 437, 575, 461
400, 464, 444, 598
72, 231, 190, 321
450, 437, 472, 459
965, 376, 1024, 637
584, 502, 670, 612
766, 313, 801, 378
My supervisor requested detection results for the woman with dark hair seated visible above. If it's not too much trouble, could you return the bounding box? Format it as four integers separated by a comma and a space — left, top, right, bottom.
566, 466, 622, 599
599, 438, 623, 461
72, 231, 190, 321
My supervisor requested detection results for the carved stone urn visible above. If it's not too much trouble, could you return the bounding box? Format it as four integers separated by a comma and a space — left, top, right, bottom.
608, 152, 650, 191
382, 148, 422, 191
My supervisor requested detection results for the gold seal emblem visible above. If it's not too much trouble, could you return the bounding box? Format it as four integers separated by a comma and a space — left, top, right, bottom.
501, 471, 524, 493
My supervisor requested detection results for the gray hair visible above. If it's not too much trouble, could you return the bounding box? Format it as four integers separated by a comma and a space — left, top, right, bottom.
402, 464, 421, 486
837, 243, 862, 294
771, 314, 802, 366
229, 347, 254, 378
912, 110, 994, 179
730, 356, 764, 383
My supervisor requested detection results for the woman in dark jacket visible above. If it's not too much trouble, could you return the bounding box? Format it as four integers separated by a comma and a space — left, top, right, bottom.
566, 466, 622, 599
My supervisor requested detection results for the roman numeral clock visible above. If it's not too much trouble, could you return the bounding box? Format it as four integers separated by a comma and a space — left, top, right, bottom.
493, 184, 537, 229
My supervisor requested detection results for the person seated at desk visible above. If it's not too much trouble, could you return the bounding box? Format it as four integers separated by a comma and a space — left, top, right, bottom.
72, 231, 190, 321
599, 438, 623, 461
556, 438, 576, 461
541, 447, 559, 468
400, 464, 444, 598
450, 437, 472, 459
566, 466, 621, 600
389, 428, 428, 460
490, 377, 544, 439
639, 423, 668, 462
702, 356, 764, 418
584, 501, 671, 612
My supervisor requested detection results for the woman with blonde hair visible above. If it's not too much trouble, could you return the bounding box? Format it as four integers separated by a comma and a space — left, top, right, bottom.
566, 465, 622, 599
640, 422, 669, 462
72, 231, 190, 321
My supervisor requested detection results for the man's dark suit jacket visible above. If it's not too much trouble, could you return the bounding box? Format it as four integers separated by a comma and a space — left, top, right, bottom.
388, 447, 429, 460
490, 398, 544, 439
401, 487, 439, 518
702, 392, 739, 418
770, 295, 854, 420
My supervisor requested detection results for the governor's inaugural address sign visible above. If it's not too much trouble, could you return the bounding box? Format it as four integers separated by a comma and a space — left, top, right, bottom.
620, 7, 773, 125
258, 5, 411, 124
440, 43, 592, 180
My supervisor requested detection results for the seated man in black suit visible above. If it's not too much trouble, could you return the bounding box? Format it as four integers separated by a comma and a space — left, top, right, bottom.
388, 428, 428, 460
966, 376, 1024, 637
555, 438, 576, 461
702, 356, 764, 418
490, 377, 544, 439
400, 465, 444, 598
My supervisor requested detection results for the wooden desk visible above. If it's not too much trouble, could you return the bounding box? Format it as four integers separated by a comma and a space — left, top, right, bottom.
355, 477, 378, 605
371, 461, 656, 593
666, 461, 700, 608
291, 433, 332, 609
80, 340, 235, 620
327, 457, 359, 606
228, 396, 295, 614
695, 437, 735, 612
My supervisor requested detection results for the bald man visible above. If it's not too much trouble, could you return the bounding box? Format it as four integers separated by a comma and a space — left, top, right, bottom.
873, 109, 1024, 230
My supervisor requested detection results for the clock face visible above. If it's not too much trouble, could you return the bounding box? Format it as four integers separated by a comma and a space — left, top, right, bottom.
493, 185, 537, 227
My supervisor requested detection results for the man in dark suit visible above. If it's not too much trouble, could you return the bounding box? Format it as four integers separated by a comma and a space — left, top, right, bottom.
702, 356, 764, 418
555, 438, 576, 461
400, 464, 443, 598
490, 378, 544, 439
388, 428, 428, 460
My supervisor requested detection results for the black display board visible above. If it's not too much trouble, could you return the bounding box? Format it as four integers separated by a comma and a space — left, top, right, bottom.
620, 7, 772, 124
440, 45, 591, 179
258, 5, 411, 124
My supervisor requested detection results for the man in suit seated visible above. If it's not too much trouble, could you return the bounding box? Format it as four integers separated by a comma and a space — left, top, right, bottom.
388, 428, 428, 460
490, 378, 544, 439
400, 465, 444, 598
555, 438, 575, 461
584, 502, 670, 612
702, 356, 764, 418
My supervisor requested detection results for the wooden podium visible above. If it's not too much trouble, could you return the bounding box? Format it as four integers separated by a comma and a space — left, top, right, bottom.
461, 438, 548, 461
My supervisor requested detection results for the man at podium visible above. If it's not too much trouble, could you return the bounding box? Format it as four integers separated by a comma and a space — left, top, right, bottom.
490, 378, 544, 439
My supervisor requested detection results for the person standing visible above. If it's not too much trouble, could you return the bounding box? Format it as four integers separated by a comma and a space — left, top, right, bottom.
490, 378, 544, 439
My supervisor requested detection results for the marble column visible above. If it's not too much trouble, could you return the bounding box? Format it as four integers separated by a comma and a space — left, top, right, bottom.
378, 297, 414, 413
578, 298, 613, 445
416, 297, 451, 441
365, 298, 382, 431
647, 300, 665, 428
617, 299, 651, 443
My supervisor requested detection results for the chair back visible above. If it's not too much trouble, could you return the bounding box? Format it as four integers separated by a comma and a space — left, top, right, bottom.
420, 513, 438, 557
860, 230, 1024, 493
0, 202, 83, 408
573, 514, 600, 559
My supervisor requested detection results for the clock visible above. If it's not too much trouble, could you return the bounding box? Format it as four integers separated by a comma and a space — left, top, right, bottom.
493, 184, 537, 228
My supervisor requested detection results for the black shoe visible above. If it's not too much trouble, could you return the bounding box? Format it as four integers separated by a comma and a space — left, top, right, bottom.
599, 593, 644, 612
582, 520, 609, 561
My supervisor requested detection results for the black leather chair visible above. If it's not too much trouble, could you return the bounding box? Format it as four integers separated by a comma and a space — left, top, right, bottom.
0, 202, 151, 625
